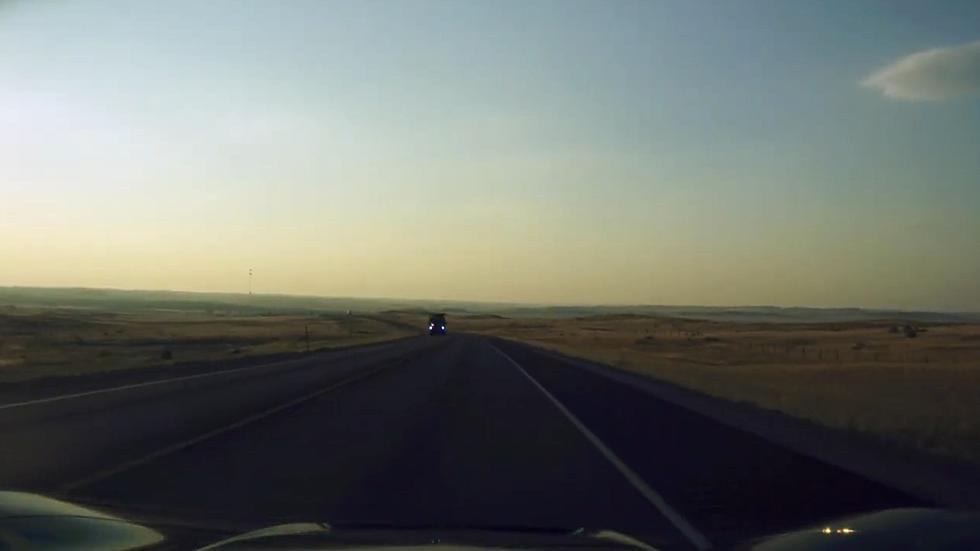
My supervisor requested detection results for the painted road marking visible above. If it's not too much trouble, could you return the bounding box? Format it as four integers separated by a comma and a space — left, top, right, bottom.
0, 341, 412, 411
492, 344, 713, 551
0, 362, 288, 411
60, 359, 406, 492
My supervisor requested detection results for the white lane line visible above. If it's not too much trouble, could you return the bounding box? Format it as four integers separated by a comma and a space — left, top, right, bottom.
0, 364, 287, 411
0, 342, 410, 411
491, 344, 712, 551
59, 360, 402, 492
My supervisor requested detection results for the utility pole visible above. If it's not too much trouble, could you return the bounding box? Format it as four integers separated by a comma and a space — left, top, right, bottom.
248, 268, 253, 296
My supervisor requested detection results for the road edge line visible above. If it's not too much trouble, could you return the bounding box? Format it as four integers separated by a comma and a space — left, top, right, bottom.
0, 358, 316, 411
58, 360, 405, 493
490, 344, 713, 551
506, 339, 980, 509
0, 340, 417, 411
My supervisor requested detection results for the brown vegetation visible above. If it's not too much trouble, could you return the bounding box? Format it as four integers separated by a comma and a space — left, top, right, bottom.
0, 307, 412, 383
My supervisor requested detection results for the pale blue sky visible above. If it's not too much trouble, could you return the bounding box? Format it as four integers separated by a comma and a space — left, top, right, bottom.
2, 1, 979, 309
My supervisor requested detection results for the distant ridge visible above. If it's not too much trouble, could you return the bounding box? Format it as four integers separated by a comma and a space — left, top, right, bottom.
1, 286, 977, 324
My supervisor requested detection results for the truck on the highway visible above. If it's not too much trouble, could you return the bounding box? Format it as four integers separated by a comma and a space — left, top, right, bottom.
428, 313, 447, 336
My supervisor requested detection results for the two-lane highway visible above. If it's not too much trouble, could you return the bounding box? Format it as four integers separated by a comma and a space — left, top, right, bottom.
0, 335, 923, 549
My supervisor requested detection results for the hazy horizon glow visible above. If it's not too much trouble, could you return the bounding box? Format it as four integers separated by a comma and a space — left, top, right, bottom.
3, 1, 980, 310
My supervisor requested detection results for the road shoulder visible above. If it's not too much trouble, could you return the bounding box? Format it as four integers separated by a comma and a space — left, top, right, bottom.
493, 337, 980, 510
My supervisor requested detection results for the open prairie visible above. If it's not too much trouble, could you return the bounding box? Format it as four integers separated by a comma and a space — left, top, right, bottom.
0, 306, 413, 383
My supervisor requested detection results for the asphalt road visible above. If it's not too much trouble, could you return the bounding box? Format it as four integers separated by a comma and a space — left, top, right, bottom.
0, 334, 924, 549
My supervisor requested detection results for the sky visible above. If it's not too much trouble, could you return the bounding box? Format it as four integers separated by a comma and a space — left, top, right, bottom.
2, 1, 979, 309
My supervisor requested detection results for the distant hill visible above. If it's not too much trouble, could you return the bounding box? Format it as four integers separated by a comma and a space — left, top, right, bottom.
495, 304, 980, 323
0, 286, 523, 317
1, 286, 977, 324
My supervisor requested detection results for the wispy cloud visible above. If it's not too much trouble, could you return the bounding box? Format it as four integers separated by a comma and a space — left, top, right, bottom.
862, 40, 980, 101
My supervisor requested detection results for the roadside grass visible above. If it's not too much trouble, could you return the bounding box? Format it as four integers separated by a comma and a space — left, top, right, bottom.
456, 315, 980, 467
0, 307, 414, 383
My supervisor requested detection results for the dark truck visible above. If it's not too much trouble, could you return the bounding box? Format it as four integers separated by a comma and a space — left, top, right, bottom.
427, 313, 447, 336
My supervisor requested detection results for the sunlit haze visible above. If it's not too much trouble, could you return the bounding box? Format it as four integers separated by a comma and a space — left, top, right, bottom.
3, 1, 979, 309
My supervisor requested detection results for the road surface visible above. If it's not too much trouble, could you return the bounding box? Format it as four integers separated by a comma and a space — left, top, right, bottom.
0, 335, 923, 549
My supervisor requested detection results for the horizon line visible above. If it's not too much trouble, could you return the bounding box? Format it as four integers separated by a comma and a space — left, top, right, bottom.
1, 284, 977, 316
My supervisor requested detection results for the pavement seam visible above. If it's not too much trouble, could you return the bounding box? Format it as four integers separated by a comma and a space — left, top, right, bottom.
490, 344, 713, 551
58, 357, 413, 493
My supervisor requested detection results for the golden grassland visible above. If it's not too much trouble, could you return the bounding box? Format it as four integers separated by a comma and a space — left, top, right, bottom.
455, 314, 980, 466
0, 306, 413, 383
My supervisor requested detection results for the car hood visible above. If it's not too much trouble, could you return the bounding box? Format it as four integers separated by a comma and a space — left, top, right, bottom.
2, 491, 980, 550
0, 491, 164, 551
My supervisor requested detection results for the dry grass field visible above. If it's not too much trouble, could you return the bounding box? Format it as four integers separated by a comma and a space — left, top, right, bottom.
456, 314, 980, 467
0, 306, 414, 383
